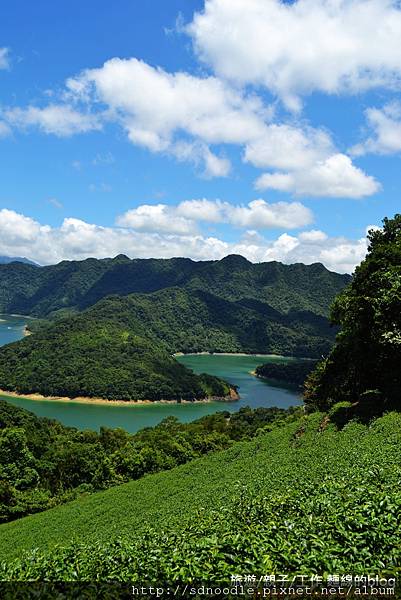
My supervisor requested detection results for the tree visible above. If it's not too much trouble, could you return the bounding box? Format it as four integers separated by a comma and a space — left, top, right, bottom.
304, 214, 401, 417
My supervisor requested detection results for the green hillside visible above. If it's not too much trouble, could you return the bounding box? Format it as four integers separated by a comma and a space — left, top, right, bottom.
0, 399, 288, 523
0, 411, 399, 579
79, 286, 336, 356
0, 312, 231, 401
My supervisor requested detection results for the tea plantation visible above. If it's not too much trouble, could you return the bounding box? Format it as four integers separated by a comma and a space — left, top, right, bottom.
0, 411, 400, 581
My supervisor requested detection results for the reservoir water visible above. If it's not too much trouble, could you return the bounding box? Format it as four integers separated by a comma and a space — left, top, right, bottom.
0, 315, 301, 433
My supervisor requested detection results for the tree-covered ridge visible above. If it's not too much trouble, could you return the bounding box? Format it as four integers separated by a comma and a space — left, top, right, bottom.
0, 255, 350, 318
0, 309, 233, 401
304, 215, 401, 417
0, 400, 295, 523
255, 359, 318, 388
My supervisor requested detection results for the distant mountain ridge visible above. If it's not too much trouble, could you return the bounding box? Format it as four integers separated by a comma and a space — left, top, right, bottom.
0, 256, 39, 266
0, 254, 350, 319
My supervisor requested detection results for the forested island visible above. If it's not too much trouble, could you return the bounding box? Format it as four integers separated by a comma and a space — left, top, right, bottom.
255, 359, 318, 388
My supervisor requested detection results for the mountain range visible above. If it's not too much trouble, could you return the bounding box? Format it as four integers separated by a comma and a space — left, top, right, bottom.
0, 255, 351, 401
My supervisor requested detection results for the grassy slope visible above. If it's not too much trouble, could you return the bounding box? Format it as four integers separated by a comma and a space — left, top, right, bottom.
1, 411, 400, 572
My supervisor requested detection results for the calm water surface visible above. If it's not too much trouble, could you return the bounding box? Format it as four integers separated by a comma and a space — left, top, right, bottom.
0, 316, 300, 433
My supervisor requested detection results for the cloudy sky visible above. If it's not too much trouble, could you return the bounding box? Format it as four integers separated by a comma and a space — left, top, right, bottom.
1, 0, 401, 272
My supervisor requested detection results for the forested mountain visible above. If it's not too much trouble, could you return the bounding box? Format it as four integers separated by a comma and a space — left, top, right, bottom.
0, 254, 350, 318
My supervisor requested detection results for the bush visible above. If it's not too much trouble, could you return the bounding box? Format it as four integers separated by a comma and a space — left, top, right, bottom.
328, 401, 353, 428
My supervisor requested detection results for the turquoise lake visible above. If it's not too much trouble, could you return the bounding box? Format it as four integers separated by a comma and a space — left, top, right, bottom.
0, 315, 300, 433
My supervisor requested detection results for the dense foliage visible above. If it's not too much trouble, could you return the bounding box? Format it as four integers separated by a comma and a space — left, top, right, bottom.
79, 287, 336, 356
0, 254, 350, 318
0, 314, 232, 400
1, 411, 399, 579
255, 359, 318, 388
0, 400, 294, 523
304, 215, 401, 417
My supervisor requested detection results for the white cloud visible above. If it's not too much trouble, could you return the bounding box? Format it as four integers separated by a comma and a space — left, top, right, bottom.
351, 102, 401, 156
0, 209, 47, 244
255, 154, 380, 198
4, 104, 101, 136
65, 57, 269, 176
1, 53, 379, 196
117, 198, 313, 233
176, 198, 223, 222
299, 230, 328, 243
0, 208, 371, 273
0, 52, 378, 196
320, 238, 368, 274
0, 48, 10, 70
69, 57, 269, 145
225, 199, 313, 229
188, 0, 401, 109
242, 123, 378, 198
244, 123, 334, 170
171, 141, 231, 178
116, 204, 197, 235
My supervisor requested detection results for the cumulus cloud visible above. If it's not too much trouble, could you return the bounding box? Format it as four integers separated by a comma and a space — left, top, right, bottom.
298, 230, 328, 243
0, 48, 10, 70
244, 123, 334, 171
171, 141, 231, 178
351, 102, 401, 156
0, 51, 379, 196
116, 204, 197, 235
224, 199, 313, 228
0, 208, 368, 273
117, 198, 313, 233
188, 0, 401, 109
66, 57, 379, 195
4, 104, 101, 136
176, 198, 224, 222
64, 57, 269, 176
255, 154, 380, 198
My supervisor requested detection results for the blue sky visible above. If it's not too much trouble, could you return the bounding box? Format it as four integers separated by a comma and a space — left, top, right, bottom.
1, 0, 401, 272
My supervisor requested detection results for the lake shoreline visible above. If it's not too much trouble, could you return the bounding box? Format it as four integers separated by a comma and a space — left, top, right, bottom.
0, 387, 239, 407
